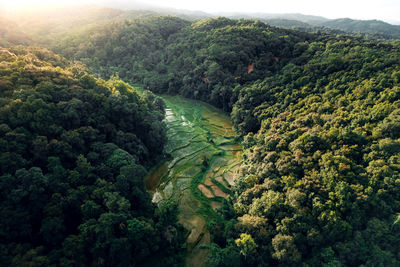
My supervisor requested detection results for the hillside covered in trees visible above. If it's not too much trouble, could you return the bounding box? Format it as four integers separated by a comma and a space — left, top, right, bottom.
1, 7, 400, 266
0, 46, 184, 266
54, 16, 400, 265
216, 37, 400, 266
225, 13, 400, 39
54, 16, 317, 111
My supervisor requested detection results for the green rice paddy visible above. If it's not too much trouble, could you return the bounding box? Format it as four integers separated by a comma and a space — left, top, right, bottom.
145, 95, 242, 266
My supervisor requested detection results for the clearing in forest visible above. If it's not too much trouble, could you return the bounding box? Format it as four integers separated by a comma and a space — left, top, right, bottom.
145, 95, 242, 266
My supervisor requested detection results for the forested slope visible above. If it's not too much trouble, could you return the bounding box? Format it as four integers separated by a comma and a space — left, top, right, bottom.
54, 16, 190, 86
1, 13, 400, 266
0, 46, 184, 266
52, 17, 400, 264
317, 18, 400, 39
55, 17, 317, 111
219, 39, 400, 266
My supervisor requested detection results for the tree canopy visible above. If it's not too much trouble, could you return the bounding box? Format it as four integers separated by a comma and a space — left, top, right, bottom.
0, 46, 184, 266
1, 13, 400, 266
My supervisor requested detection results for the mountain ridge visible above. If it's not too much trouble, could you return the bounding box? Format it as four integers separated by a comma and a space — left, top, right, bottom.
3, 3, 400, 40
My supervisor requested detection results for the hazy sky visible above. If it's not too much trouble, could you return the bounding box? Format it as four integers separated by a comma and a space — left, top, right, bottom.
1, 0, 399, 23
134, 0, 399, 22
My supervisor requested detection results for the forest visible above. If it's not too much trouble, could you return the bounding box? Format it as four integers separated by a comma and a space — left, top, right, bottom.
1, 7, 400, 266
0, 46, 184, 265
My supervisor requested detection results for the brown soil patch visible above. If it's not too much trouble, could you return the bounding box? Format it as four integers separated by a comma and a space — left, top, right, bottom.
211, 185, 228, 198
232, 150, 241, 156
198, 184, 214, 198
231, 144, 243, 156
224, 171, 235, 186
204, 173, 214, 186
248, 63, 255, 73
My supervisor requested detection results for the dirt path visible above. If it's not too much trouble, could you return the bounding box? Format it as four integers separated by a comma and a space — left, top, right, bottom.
145, 95, 242, 266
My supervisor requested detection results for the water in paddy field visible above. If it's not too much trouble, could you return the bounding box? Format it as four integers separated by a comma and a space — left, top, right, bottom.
145, 95, 242, 266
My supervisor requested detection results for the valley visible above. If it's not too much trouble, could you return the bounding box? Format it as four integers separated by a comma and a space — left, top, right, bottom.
1, 3, 400, 265
145, 95, 241, 266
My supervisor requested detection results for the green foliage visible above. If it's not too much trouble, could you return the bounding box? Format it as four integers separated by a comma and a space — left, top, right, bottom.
55, 16, 313, 112
235, 233, 257, 258
394, 214, 400, 226
207, 242, 241, 267
318, 18, 400, 39
0, 47, 184, 266
271, 234, 301, 264
222, 37, 400, 266
193, 18, 400, 267
2, 13, 400, 266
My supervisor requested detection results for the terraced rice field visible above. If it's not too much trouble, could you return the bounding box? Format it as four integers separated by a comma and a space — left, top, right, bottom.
145, 95, 242, 266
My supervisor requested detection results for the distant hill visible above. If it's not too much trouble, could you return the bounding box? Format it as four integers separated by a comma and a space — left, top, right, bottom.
221, 12, 328, 24
316, 18, 400, 38
1, 5, 125, 44
0, 17, 31, 47
0, 4, 210, 46
97, 0, 210, 20
219, 12, 400, 39
3, 4, 400, 40
261, 18, 311, 29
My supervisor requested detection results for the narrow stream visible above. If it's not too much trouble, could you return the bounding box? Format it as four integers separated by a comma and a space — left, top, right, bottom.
145, 95, 242, 266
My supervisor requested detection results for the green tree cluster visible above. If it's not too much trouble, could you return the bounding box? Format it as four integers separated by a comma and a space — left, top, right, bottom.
211, 38, 400, 265
0, 46, 184, 266
55, 17, 316, 112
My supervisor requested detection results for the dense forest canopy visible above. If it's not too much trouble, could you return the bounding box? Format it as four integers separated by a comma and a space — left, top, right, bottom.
225, 39, 400, 266
55, 16, 319, 111
0, 46, 184, 266
1, 7, 400, 266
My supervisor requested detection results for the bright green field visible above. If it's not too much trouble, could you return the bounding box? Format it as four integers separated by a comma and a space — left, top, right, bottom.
145, 95, 242, 266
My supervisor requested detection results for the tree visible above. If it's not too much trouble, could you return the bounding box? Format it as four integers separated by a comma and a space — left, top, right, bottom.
235, 233, 257, 258
271, 234, 301, 264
